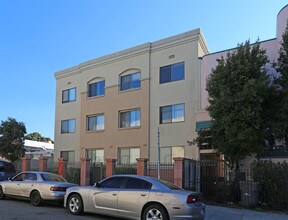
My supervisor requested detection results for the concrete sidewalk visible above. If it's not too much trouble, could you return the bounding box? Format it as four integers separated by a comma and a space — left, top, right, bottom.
205, 205, 288, 220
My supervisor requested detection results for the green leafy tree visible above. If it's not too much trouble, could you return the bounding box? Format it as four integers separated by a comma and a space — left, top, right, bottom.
25, 132, 42, 141
206, 41, 272, 169
192, 128, 213, 149
25, 132, 53, 143
0, 117, 26, 162
274, 24, 288, 145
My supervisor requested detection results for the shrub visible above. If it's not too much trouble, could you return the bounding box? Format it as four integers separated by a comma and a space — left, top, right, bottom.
251, 160, 288, 210
66, 167, 80, 184
116, 165, 137, 175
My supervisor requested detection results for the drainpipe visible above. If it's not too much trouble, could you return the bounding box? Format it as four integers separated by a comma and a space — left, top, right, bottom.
148, 43, 152, 161
157, 127, 160, 179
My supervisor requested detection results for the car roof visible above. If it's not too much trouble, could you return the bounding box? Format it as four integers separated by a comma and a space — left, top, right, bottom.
19, 171, 59, 175
0, 160, 13, 164
107, 174, 154, 180
104, 175, 175, 189
112, 174, 168, 181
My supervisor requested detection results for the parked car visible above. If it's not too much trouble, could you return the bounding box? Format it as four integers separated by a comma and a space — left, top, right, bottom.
0, 171, 77, 206
64, 175, 206, 220
0, 160, 16, 181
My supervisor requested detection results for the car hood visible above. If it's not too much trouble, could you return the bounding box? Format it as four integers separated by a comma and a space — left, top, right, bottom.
66, 185, 93, 193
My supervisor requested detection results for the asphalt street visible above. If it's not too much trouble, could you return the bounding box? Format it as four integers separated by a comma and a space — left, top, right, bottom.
0, 198, 119, 220
0, 198, 288, 220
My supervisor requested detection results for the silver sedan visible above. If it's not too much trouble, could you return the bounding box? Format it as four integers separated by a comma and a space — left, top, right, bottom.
0, 171, 76, 206
64, 175, 205, 220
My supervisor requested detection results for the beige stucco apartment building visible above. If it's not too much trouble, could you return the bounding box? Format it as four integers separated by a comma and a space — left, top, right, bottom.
54, 29, 209, 164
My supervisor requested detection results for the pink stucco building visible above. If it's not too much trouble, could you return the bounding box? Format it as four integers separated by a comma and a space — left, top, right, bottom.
196, 5, 288, 164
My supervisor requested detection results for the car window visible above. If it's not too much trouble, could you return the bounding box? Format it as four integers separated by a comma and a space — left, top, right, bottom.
0, 161, 15, 173
13, 173, 26, 181
99, 177, 127, 188
0, 162, 5, 172
124, 177, 152, 190
24, 173, 37, 181
41, 173, 66, 182
153, 178, 182, 190
6, 163, 16, 173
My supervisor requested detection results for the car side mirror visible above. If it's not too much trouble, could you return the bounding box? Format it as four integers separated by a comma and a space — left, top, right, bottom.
94, 182, 101, 188
8, 177, 12, 181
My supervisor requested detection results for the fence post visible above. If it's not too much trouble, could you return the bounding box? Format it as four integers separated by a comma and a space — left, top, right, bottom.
136, 158, 148, 176
106, 158, 117, 177
58, 158, 68, 179
39, 157, 48, 172
21, 156, 31, 172
173, 157, 184, 188
196, 160, 201, 192
80, 158, 91, 186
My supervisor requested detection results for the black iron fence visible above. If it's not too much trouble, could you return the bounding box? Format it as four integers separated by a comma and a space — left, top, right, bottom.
12, 157, 288, 212
116, 163, 137, 175
198, 160, 288, 212
147, 162, 174, 183
90, 162, 106, 185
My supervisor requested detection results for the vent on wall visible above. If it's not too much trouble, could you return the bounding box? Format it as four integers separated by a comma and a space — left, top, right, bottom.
169, 55, 175, 59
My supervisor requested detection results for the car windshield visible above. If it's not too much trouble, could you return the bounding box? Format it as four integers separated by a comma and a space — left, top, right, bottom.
41, 173, 67, 182
152, 178, 183, 190
0, 162, 5, 172
0, 161, 15, 173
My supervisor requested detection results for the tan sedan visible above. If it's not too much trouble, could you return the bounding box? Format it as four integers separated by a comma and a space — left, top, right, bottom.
64, 175, 206, 220
0, 171, 76, 206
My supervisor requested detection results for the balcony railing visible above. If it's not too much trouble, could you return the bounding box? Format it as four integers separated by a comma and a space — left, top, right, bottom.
257, 146, 288, 158
199, 143, 214, 150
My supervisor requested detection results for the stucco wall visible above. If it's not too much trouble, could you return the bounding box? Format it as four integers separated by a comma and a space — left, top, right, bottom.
277, 4, 288, 49
149, 30, 207, 162
54, 30, 209, 163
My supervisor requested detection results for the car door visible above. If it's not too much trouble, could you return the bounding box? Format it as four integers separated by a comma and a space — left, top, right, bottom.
4, 173, 26, 196
117, 177, 151, 219
19, 173, 38, 198
90, 176, 127, 216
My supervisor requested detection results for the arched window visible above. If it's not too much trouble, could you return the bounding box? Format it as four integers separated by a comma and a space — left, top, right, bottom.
119, 69, 141, 91
87, 77, 105, 97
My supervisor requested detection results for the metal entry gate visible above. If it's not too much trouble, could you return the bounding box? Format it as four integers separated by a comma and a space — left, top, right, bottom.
90, 162, 106, 185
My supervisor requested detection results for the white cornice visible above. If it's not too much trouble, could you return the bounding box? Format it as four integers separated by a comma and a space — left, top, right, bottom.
55, 43, 151, 79
198, 30, 210, 54
151, 28, 202, 52
55, 28, 208, 80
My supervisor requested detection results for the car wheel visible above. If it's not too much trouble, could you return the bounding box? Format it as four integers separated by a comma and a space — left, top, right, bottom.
143, 204, 169, 220
67, 194, 83, 215
0, 186, 5, 200
30, 191, 42, 206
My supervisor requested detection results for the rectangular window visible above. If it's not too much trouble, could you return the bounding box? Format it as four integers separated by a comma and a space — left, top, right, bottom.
88, 80, 105, 97
119, 109, 140, 128
86, 149, 104, 163
160, 104, 184, 124
120, 72, 141, 91
119, 147, 140, 164
160, 146, 185, 163
61, 119, 76, 133
87, 114, 105, 131
62, 88, 76, 103
60, 150, 75, 165
160, 62, 184, 84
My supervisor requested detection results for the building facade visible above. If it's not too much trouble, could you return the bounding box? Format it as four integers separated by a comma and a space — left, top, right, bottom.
55, 4, 288, 166
54, 29, 209, 164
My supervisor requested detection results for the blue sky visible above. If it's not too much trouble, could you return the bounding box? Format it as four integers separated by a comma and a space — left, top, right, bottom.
0, 1, 287, 140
